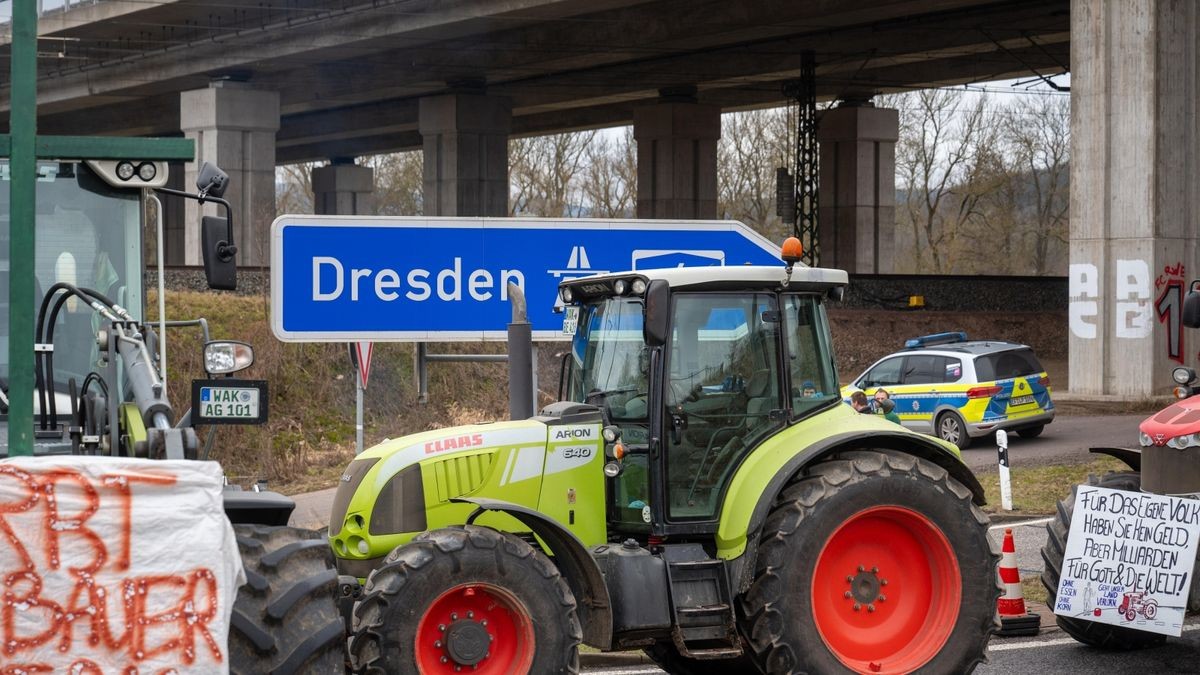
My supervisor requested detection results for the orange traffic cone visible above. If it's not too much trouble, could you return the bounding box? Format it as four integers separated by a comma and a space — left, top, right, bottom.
996, 527, 1040, 637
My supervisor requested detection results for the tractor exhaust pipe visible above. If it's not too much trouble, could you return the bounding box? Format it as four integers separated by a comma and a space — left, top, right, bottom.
507, 282, 534, 420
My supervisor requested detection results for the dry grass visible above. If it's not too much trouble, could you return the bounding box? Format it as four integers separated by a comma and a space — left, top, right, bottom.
976, 456, 1127, 516
151, 290, 512, 494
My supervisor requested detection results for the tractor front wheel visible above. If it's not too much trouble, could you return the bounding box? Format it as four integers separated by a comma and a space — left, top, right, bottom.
349, 524, 582, 674
740, 449, 997, 674
1041, 472, 1168, 650
229, 525, 347, 675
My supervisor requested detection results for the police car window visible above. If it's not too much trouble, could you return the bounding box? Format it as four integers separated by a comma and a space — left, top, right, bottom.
975, 348, 1042, 380
943, 357, 963, 382
863, 358, 903, 387
901, 355, 943, 385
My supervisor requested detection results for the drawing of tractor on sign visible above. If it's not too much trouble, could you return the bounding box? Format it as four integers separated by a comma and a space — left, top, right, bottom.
1119, 592, 1159, 621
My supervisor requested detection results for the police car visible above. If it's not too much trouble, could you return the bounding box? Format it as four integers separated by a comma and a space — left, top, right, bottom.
843, 332, 1054, 449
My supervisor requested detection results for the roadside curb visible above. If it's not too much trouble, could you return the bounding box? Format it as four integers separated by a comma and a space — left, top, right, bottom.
988, 512, 1053, 525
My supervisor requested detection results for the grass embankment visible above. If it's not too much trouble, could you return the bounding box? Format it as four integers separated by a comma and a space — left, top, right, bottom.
150, 290, 511, 494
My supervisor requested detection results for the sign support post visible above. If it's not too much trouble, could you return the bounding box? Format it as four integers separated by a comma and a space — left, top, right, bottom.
355, 369, 364, 455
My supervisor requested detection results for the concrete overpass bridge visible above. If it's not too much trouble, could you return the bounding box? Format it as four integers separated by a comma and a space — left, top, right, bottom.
1, 0, 1195, 397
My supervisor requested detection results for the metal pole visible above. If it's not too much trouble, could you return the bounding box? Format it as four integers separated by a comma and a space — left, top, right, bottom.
8, 0, 38, 456
415, 342, 429, 404
507, 282, 534, 420
355, 367, 364, 455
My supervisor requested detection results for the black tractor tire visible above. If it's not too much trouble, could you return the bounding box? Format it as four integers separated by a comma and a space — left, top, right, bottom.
740, 449, 997, 674
937, 410, 972, 449
229, 524, 347, 675
1017, 424, 1045, 439
350, 524, 582, 674
1041, 472, 1168, 650
644, 640, 761, 674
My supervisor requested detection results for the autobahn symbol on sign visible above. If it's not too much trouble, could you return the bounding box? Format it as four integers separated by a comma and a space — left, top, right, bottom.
270, 216, 783, 342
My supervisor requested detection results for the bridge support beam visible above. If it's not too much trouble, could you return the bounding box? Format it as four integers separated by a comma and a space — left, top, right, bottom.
418, 94, 511, 216
1069, 0, 1200, 397
816, 101, 898, 274
633, 95, 720, 220
180, 82, 279, 267
313, 159, 375, 215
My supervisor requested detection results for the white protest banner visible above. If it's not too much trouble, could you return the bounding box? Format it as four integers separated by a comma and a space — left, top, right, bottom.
1054, 484, 1200, 636
0, 456, 244, 674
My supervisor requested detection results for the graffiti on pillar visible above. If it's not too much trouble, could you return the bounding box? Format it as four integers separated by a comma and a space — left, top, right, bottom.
1154, 262, 1186, 363
1069, 263, 1099, 339
1070, 260, 1154, 340
1115, 259, 1152, 339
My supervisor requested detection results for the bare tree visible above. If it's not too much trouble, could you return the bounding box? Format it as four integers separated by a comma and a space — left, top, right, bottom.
366, 152, 423, 216
717, 107, 791, 242
510, 130, 597, 217
893, 89, 1004, 273
581, 128, 636, 218
276, 162, 317, 214
1005, 95, 1070, 275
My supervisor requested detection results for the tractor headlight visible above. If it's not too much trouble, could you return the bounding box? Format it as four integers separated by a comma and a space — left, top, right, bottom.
603, 462, 623, 478
1174, 367, 1196, 385
560, 286, 574, 303
614, 279, 628, 295
204, 341, 255, 375
1168, 433, 1200, 450
602, 425, 621, 443
631, 278, 647, 295
1140, 432, 1154, 447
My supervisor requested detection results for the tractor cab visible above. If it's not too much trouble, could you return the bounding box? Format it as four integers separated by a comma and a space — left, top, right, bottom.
0, 157, 249, 460
558, 264, 845, 536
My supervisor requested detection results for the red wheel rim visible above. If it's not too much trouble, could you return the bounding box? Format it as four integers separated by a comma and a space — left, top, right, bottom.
811, 506, 960, 674
415, 583, 535, 674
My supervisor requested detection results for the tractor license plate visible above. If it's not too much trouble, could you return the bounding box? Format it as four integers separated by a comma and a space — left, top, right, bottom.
1009, 395, 1035, 407
562, 306, 580, 335
192, 379, 268, 425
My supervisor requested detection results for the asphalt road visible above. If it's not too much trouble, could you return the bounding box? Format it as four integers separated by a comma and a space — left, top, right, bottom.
290, 413, 1150, 530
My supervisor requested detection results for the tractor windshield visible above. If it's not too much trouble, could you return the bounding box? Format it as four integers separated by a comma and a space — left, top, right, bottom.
0, 160, 144, 399
567, 296, 648, 423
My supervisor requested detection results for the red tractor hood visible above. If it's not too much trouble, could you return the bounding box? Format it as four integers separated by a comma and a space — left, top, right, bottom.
1140, 397, 1200, 445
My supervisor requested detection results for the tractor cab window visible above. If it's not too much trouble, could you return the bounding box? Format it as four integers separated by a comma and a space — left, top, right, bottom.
783, 294, 839, 417
0, 161, 143, 407
665, 293, 781, 521
566, 297, 651, 528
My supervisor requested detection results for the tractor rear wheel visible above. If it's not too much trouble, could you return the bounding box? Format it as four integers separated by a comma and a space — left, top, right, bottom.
1041, 472, 1168, 650
229, 524, 347, 675
349, 524, 582, 674
740, 449, 997, 674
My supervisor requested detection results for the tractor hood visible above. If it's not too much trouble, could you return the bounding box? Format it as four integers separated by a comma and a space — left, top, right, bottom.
1140, 396, 1200, 446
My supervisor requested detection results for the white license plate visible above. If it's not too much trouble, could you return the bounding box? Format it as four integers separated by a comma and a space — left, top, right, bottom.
1010, 395, 1035, 407
562, 306, 580, 335
200, 387, 260, 419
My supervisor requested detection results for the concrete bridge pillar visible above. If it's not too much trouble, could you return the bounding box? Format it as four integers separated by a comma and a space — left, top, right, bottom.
816, 101, 898, 274
1069, 0, 1200, 397
180, 82, 279, 267
313, 159, 375, 215
633, 92, 720, 220
418, 93, 511, 216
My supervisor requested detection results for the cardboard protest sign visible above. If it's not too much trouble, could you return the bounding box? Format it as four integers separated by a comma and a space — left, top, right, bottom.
0, 457, 244, 674
1054, 484, 1200, 636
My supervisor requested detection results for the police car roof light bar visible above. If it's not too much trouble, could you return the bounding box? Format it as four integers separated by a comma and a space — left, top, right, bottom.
905, 331, 968, 349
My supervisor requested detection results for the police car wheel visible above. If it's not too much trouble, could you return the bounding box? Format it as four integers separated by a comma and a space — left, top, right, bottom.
937, 411, 971, 449
1017, 424, 1045, 439
1041, 472, 1168, 650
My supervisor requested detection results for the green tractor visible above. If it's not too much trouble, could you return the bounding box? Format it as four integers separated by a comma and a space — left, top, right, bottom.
331, 242, 999, 674
0, 157, 344, 673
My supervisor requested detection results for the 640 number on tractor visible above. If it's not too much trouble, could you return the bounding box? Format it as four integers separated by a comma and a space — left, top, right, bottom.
331, 240, 1000, 674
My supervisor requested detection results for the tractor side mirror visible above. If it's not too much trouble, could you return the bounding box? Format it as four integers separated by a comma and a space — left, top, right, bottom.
643, 279, 670, 347
1184, 282, 1200, 328
196, 161, 229, 198
202, 216, 237, 291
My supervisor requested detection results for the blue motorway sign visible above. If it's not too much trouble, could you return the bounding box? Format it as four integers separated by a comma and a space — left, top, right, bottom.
270, 216, 782, 341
